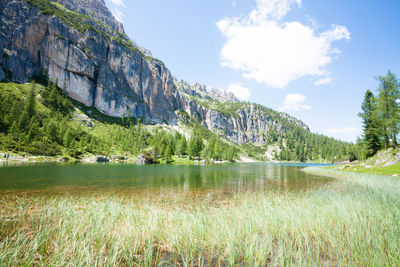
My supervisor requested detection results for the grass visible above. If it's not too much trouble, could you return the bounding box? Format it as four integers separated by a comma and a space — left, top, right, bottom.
333, 148, 400, 176
339, 162, 400, 176
0, 167, 399, 266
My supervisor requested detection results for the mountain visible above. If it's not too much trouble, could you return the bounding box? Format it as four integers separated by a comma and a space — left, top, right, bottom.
0, 0, 354, 161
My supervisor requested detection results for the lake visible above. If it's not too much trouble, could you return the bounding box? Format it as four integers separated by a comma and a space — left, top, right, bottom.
0, 162, 334, 194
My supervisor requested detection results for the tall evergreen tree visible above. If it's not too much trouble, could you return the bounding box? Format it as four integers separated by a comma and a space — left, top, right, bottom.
164, 145, 173, 161
188, 128, 204, 158
26, 83, 36, 118
178, 137, 188, 156
18, 83, 36, 131
377, 71, 400, 148
359, 90, 382, 156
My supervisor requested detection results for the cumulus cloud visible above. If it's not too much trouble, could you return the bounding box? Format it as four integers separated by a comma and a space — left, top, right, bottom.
314, 77, 333, 86
109, 0, 125, 7
281, 93, 311, 111
228, 84, 251, 100
217, 0, 350, 88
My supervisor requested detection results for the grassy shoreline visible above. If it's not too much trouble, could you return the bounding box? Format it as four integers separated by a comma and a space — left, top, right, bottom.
1, 167, 399, 266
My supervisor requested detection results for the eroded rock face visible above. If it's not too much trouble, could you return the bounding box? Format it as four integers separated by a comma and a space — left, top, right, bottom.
0, 0, 180, 123
0, 0, 310, 145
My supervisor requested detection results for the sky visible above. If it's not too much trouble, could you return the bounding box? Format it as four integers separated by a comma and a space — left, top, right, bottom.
105, 0, 400, 142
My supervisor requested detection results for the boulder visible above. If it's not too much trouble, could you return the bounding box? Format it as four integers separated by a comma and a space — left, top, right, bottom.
112, 156, 127, 161
95, 156, 109, 163
58, 157, 70, 162
136, 153, 154, 165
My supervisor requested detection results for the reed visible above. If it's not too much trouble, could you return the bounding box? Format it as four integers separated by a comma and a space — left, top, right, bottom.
0, 168, 399, 266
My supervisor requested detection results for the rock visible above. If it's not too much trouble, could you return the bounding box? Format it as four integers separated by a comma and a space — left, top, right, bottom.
0, 0, 180, 123
112, 156, 127, 161
135, 153, 153, 165
95, 156, 109, 163
135, 154, 146, 165
0, 0, 312, 149
58, 157, 70, 162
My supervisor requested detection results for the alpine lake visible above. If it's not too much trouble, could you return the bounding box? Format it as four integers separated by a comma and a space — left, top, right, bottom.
1, 162, 399, 266
0, 162, 333, 195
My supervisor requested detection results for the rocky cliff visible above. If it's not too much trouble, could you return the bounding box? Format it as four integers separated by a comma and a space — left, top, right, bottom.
175, 80, 309, 145
0, 0, 309, 145
0, 0, 181, 123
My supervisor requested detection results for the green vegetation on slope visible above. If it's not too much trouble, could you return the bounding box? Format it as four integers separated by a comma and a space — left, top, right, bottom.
0, 168, 399, 265
182, 85, 354, 163
333, 147, 400, 176
334, 70, 400, 174
0, 81, 237, 162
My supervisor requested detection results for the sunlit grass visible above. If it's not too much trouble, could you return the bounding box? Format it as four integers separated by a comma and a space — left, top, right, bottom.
1, 168, 399, 266
341, 162, 400, 176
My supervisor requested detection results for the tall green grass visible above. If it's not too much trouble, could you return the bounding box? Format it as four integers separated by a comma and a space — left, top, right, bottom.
1, 168, 399, 266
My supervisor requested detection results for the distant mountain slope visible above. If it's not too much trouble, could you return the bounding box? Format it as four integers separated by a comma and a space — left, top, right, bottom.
0, 0, 354, 161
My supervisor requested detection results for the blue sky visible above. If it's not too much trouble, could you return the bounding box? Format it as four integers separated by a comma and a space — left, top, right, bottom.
105, 0, 400, 142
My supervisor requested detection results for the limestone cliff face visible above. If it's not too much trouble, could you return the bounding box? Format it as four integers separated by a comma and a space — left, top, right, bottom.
176, 81, 309, 145
0, 0, 180, 123
0, 0, 309, 145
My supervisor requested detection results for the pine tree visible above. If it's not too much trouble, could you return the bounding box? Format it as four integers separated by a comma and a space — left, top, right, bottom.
188, 128, 203, 158
26, 83, 36, 118
18, 83, 36, 131
214, 140, 222, 161
195, 129, 204, 156
45, 119, 58, 142
164, 145, 173, 161
377, 71, 400, 148
188, 134, 197, 158
178, 137, 188, 156
359, 90, 381, 156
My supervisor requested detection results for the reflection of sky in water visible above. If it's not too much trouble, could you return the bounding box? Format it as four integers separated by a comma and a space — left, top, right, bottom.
0, 163, 334, 194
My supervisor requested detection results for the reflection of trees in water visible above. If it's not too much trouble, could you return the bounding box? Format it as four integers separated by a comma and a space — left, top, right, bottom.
0, 164, 332, 194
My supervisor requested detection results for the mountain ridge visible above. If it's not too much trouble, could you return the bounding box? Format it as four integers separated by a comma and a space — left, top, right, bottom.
0, 0, 354, 162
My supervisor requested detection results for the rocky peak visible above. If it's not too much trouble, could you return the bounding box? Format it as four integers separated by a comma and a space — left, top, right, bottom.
175, 79, 238, 103
209, 88, 238, 103
56, 0, 123, 32
0, 0, 311, 146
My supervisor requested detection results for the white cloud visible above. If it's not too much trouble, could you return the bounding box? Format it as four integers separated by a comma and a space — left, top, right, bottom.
314, 76, 333, 86
109, 0, 125, 7
327, 127, 357, 135
281, 93, 311, 111
250, 0, 301, 22
217, 0, 350, 88
112, 8, 124, 22
228, 84, 251, 100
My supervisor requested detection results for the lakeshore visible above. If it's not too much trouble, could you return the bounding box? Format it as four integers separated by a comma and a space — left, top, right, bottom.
0, 165, 399, 266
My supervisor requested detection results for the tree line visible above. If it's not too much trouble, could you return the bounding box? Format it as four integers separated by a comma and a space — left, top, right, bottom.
0, 81, 237, 162
358, 70, 400, 158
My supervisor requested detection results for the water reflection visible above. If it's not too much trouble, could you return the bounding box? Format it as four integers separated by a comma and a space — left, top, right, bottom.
0, 163, 333, 194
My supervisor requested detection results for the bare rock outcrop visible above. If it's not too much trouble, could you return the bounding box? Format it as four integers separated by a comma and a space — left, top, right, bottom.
0, 0, 310, 145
